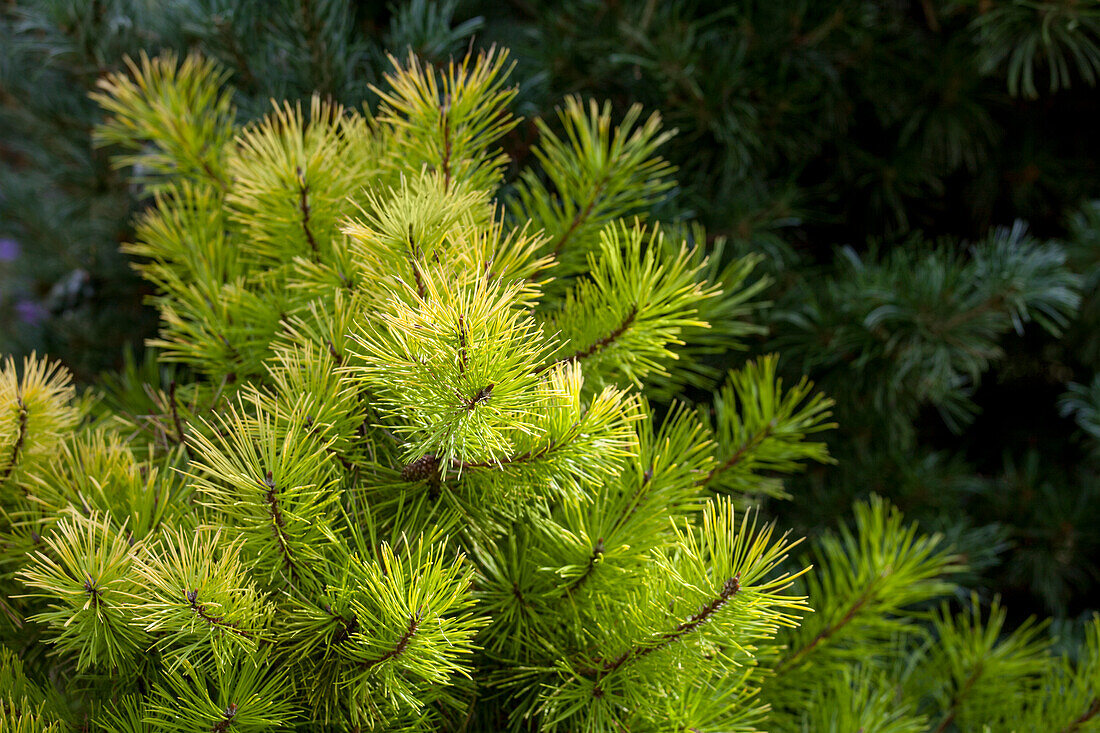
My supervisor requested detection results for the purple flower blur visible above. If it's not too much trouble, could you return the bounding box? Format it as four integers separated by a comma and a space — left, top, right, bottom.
0, 238, 19, 262
15, 299, 48, 326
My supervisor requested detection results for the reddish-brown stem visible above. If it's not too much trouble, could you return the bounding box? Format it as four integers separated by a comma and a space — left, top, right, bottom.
361, 611, 421, 670
297, 166, 319, 254
259, 471, 302, 586
774, 575, 880, 676
187, 589, 253, 639
585, 576, 741, 680
1, 397, 27, 482
1062, 698, 1100, 733
440, 94, 452, 193
699, 421, 775, 487
539, 305, 638, 373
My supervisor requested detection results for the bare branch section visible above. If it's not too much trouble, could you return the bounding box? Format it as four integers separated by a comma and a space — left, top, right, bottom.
399, 438, 558, 482
211, 704, 238, 733
1, 397, 27, 483
440, 93, 452, 193
407, 225, 427, 299
260, 471, 302, 586
168, 380, 194, 460
297, 165, 319, 254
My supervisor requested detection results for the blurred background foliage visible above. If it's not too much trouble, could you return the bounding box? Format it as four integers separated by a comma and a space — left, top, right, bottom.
2, 0, 1099, 625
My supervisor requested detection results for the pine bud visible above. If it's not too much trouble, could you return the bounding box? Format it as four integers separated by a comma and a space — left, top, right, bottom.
401, 453, 441, 482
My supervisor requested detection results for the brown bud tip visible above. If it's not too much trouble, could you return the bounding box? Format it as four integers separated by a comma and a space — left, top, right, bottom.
401, 453, 441, 482
722, 575, 741, 598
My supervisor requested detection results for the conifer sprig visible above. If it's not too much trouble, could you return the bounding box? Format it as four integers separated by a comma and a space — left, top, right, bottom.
18, 513, 148, 673
0, 355, 79, 491
227, 96, 376, 269
513, 96, 676, 281
348, 272, 553, 471
528, 500, 808, 732
140, 655, 298, 733
373, 48, 518, 194
767, 497, 960, 690
910, 595, 1051, 733
92, 52, 236, 193
539, 222, 720, 389
773, 223, 1082, 434
702, 354, 836, 501
968, 0, 1100, 99
187, 393, 342, 592
134, 528, 272, 670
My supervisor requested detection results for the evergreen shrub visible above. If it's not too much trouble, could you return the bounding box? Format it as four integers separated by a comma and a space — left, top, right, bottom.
1, 48, 1098, 733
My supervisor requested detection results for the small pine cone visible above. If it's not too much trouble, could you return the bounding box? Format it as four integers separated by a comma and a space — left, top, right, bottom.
401, 453, 441, 483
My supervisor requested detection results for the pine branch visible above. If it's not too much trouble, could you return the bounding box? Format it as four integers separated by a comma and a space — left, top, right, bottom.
931, 660, 983, 733
324, 604, 359, 647
167, 381, 193, 461
774, 571, 881, 676
407, 225, 427, 300
440, 93, 452, 193
699, 419, 773, 488
166, 113, 229, 193
539, 304, 637, 373
512, 97, 675, 281
210, 703, 239, 733
373, 48, 517, 195
765, 496, 960, 713
1062, 698, 1100, 733
936, 293, 1005, 334
908, 597, 1050, 731
595, 575, 742, 677
400, 439, 557, 478
702, 355, 834, 499
538, 223, 721, 388
92, 52, 236, 194
187, 589, 255, 639
605, 463, 655, 539
559, 538, 605, 598
549, 173, 608, 262
361, 610, 422, 670
920, 0, 941, 33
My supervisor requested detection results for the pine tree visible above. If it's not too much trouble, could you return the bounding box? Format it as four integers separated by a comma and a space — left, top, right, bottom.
2, 47, 1098, 733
